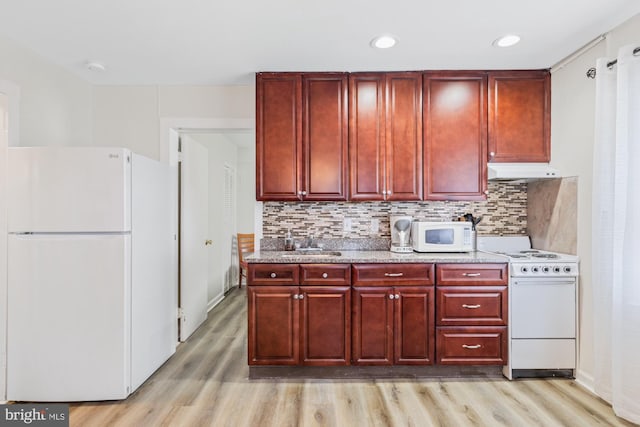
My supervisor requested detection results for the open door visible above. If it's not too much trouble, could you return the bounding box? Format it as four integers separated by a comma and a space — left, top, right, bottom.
179, 139, 209, 341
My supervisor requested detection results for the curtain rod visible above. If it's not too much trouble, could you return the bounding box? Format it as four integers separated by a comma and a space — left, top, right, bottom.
587, 46, 640, 78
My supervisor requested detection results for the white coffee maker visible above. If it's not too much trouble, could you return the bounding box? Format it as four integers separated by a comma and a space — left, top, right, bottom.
390, 215, 413, 253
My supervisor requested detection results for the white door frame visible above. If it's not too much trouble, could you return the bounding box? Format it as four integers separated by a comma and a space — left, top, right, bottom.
1, 80, 21, 402
159, 118, 257, 341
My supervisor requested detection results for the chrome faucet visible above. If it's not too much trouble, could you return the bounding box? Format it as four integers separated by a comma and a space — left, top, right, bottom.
301, 234, 318, 250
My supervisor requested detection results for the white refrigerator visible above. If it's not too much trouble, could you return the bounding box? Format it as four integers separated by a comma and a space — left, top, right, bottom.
7, 147, 176, 402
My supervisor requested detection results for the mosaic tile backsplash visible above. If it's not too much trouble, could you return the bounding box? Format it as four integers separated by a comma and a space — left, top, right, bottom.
262, 182, 527, 239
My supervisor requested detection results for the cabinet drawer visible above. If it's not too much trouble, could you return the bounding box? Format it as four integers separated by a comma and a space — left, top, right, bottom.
300, 264, 351, 285
436, 326, 507, 365
436, 264, 508, 286
248, 264, 299, 285
436, 287, 507, 326
352, 264, 435, 286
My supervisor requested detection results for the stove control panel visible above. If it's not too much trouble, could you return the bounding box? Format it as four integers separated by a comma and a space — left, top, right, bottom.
511, 263, 578, 277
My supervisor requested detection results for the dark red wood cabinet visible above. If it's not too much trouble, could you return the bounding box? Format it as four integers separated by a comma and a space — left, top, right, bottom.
488, 70, 551, 163
349, 72, 422, 201
351, 264, 435, 365
248, 264, 351, 366
435, 264, 509, 365
423, 72, 488, 200
256, 72, 348, 201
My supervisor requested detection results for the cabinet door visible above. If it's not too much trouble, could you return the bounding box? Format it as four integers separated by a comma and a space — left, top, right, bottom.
302, 74, 348, 201
300, 286, 351, 365
349, 73, 386, 201
256, 73, 302, 200
488, 70, 550, 162
385, 72, 423, 201
248, 286, 299, 365
394, 286, 435, 364
424, 72, 487, 200
352, 287, 394, 365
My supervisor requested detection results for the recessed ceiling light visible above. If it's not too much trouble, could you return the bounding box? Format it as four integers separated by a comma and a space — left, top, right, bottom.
492, 34, 521, 48
85, 61, 106, 72
371, 35, 397, 49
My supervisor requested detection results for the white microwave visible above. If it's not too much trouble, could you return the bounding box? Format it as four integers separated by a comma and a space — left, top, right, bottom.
411, 221, 473, 252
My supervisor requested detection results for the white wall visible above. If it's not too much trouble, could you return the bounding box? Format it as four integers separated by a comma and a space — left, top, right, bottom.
0, 34, 92, 146
0, 91, 8, 402
551, 13, 640, 388
93, 85, 254, 161
237, 145, 256, 234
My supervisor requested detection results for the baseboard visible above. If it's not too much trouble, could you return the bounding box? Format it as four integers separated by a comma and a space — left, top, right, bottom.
207, 294, 225, 313
575, 369, 595, 394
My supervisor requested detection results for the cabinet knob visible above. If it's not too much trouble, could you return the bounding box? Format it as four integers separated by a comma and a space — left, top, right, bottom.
293, 294, 299, 300
395, 294, 400, 299
322, 273, 328, 279
301, 190, 307, 196
388, 294, 394, 300
484, 190, 489, 195
489, 152, 495, 157
298, 293, 304, 299
270, 273, 277, 278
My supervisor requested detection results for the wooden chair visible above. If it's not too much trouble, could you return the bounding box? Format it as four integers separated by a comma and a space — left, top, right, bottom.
237, 233, 255, 288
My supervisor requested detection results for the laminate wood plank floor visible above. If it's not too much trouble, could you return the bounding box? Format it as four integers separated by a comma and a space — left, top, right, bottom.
70, 289, 635, 427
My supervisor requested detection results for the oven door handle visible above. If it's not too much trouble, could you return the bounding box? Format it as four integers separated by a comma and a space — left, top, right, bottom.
512, 278, 576, 286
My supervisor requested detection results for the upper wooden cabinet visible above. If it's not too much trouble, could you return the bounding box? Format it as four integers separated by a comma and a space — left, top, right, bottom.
256, 72, 348, 201
423, 72, 487, 201
257, 69, 551, 201
487, 70, 551, 163
349, 72, 422, 201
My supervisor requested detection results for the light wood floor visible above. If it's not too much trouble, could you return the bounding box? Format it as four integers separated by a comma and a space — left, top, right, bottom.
70, 289, 635, 427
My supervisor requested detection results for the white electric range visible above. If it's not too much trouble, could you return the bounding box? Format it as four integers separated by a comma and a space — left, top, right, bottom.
477, 236, 579, 379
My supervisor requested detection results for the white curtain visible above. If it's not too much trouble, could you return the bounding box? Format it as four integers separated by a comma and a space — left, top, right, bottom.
592, 44, 640, 424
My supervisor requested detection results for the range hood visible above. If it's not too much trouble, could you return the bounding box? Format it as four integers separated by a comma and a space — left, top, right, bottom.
487, 163, 561, 182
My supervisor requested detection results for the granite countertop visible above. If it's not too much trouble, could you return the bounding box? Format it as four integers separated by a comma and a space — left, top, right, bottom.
245, 250, 509, 264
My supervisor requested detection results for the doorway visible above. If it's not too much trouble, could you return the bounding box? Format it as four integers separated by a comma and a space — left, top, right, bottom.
163, 120, 256, 342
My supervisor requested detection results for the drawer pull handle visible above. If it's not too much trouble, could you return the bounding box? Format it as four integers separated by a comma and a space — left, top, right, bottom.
384, 273, 404, 277
462, 304, 481, 309
462, 344, 482, 349
270, 273, 277, 278
463, 273, 481, 277
322, 273, 328, 279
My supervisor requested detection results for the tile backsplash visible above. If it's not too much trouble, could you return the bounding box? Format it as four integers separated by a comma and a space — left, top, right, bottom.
262, 182, 527, 239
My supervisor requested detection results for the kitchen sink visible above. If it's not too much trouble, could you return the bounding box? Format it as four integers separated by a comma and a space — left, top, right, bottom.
280, 250, 342, 257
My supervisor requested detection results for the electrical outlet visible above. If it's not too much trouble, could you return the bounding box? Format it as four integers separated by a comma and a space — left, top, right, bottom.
370, 219, 379, 233
343, 218, 352, 232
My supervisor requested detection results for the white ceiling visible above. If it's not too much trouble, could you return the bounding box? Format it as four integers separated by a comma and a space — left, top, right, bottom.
1, 0, 639, 86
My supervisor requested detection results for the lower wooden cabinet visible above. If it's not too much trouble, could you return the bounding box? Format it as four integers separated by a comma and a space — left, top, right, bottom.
351, 263, 435, 365
248, 263, 351, 366
436, 326, 508, 365
248, 285, 351, 366
248, 262, 507, 367
352, 286, 435, 365
435, 263, 509, 365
